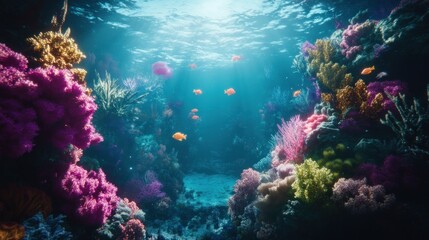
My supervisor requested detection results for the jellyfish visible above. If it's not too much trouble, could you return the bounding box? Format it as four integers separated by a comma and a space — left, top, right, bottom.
152, 61, 173, 78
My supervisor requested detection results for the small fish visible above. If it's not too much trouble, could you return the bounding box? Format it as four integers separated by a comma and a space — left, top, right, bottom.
172, 132, 187, 141
193, 89, 203, 95
191, 108, 198, 113
191, 115, 200, 120
376, 72, 388, 79
189, 63, 197, 69
293, 90, 301, 97
231, 55, 241, 62
361, 66, 375, 75
224, 88, 236, 96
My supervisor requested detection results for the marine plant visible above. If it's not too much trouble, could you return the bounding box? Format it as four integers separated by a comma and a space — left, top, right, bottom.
93, 72, 147, 117
380, 85, 429, 157
291, 159, 334, 204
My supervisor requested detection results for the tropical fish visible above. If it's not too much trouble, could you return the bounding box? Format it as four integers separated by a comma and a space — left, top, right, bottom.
193, 89, 203, 95
172, 132, 187, 141
191, 108, 198, 113
189, 63, 197, 69
191, 115, 199, 120
293, 90, 301, 97
376, 72, 388, 79
224, 88, 236, 96
231, 55, 241, 62
361, 66, 375, 75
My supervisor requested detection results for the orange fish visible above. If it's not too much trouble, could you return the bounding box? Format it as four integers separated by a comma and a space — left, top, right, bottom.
231, 55, 241, 62
361, 66, 375, 75
191, 108, 198, 113
191, 115, 200, 120
189, 63, 197, 69
293, 90, 301, 97
224, 88, 236, 96
193, 89, 203, 95
172, 132, 187, 141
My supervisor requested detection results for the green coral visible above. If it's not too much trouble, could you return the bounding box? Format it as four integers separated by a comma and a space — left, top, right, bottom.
318, 158, 358, 179
292, 159, 334, 204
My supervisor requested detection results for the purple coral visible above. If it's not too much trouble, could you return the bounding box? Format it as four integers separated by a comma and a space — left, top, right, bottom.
0, 43, 102, 158
366, 80, 406, 113
59, 164, 119, 226
358, 155, 419, 194
123, 171, 166, 203
340, 21, 376, 60
332, 178, 395, 214
301, 41, 316, 57
228, 168, 260, 220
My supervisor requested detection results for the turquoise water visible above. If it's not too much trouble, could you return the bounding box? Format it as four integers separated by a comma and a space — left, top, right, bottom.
1, 0, 429, 240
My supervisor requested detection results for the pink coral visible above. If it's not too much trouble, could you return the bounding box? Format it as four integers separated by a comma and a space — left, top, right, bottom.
120, 218, 145, 240
340, 21, 376, 59
272, 116, 306, 166
303, 114, 327, 139
228, 168, 260, 220
59, 164, 119, 226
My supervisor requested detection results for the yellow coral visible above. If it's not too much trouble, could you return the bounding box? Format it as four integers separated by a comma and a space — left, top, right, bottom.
336, 85, 357, 114
321, 93, 334, 104
317, 62, 353, 92
70, 68, 88, 85
0, 223, 25, 240
307, 39, 335, 75
27, 29, 85, 69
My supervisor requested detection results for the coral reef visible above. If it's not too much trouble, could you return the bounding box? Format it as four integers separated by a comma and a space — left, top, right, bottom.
97, 198, 146, 240
23, 212, 72, 240
0, 43, 102, 158
291, 159, 334, 204
307, 39, 335, 76
332, 178, 395, 214
228, 168, 260, 222
58, 164, 119, 226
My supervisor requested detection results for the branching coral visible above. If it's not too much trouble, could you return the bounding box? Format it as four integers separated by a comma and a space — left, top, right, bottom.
228, 168, 260, 222
27, 29, 86, 69
291, 159, 334, 204
317, 62, 353, 92
58, 164, 119, 226
380, 86, 429, 157
332, 178, 395, 214
93, 72, 147, 117
0, 223, 25, 240
340, 20, 380, 62
307, 39, 335, 75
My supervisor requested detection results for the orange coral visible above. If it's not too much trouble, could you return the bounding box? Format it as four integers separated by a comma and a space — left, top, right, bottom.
0, 222, 25, 240
0, 185, 52, 222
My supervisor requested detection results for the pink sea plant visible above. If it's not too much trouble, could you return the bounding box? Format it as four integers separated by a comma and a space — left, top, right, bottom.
152, 61, 173, 78
272, 116, 306, 166
228, 168, 260, 220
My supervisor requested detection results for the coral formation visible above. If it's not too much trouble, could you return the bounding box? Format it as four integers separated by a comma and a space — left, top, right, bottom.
317, 62, 353, 92
228, 168, 260, 222
0, 43, 102, 158
27, 30, 85, 69
307, 39, 335, 75
332, 178, 395, 214
23, 212, 72, 240
291, 159, 334, 204
58, 164, 119, 226
0, 222, 25, 240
